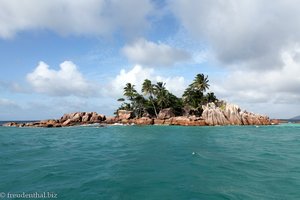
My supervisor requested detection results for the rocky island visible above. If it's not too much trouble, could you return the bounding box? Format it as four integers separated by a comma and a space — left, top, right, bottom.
2, 73, 279, 127
2, 101, 277, 128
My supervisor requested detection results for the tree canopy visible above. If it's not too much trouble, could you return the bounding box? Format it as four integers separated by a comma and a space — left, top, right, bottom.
116, 73, 218, 118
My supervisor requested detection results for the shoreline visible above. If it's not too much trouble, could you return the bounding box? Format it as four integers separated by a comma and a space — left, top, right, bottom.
1, 115, 280, 128
1, 120, 292, 128
1, 102, 283, 128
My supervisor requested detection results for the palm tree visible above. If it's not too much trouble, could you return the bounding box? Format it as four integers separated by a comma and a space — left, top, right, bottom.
191, 74, 210, 92
182, 74, 211, 111
133, 94, 146, 118
157, 89, 170, 110
205, 92, 218, 104
154, 82, 166, 93
182, 88, 203, 109
154, 82, 171, 110
142, 79, 158, 117
123, 83, 137, 101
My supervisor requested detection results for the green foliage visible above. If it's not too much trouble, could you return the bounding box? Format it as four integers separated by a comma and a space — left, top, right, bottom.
116, 73, 218, 118
190, 74, 210, 92
123, 83, 137, 101
182, 88, 204, 109
131, 94, 146, 118
182, 73, 217, 112
142, 79, 158, 117
155, 82, 169, 109
169, 94, 183, 116
205, 92, 218, 104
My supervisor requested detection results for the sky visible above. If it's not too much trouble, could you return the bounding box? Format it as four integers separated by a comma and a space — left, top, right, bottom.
0, 0, 300, 120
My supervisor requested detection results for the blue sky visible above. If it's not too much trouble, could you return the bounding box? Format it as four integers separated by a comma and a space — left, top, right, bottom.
1, 0, 300, 120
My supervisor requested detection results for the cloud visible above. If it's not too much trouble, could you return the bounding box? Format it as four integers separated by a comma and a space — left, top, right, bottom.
0, 98, 22, 120
169, 0, 300, 118
171, 0, 300, 70
122, 38, 191, 66
0, 98, 19, 107
213, 45, 300, 101
0, 95, 121, 120
109, 65, 186, 97
26, 61, 95, 97
211, 46, 300, 118
0, 0, 153, 39
1, 81, 29, 93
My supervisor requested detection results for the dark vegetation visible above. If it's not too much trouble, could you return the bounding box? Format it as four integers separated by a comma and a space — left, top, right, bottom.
116, 74, 218, 118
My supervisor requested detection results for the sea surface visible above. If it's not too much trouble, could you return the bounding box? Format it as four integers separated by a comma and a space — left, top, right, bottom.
0, 124, 300, 199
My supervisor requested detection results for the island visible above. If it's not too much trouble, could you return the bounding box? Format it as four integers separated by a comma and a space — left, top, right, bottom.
2, 74, 279, 127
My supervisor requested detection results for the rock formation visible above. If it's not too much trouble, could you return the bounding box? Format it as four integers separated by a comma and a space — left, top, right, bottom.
135, 117, 154, 125
2, 112, 106, 128
2, 101, 277, 128
202, 102, 272, 126
117, 110, 133, 120
152, 116, 206, 126
157, 108, 176, 119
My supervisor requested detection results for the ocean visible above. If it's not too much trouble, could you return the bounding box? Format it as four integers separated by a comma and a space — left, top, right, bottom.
0, 124, 300, 199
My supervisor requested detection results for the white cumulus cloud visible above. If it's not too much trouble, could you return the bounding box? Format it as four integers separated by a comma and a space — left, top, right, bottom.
170, 0, 300, 118
27, 61, 95, 97
109, 65, 186, 97
211, 46, 300, 118
171, 0, 300, 70
122, 38, 191, 66
0, 0, 153, 39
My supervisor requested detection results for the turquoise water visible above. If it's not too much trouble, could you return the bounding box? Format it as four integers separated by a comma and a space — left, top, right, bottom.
0, 125, 300, 199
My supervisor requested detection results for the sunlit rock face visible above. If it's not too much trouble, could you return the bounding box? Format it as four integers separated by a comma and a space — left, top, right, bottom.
202, 102, 271, 126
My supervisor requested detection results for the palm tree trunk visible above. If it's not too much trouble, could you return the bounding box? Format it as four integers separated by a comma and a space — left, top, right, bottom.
151, 100, 158, 118
150, 95, 158, 118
